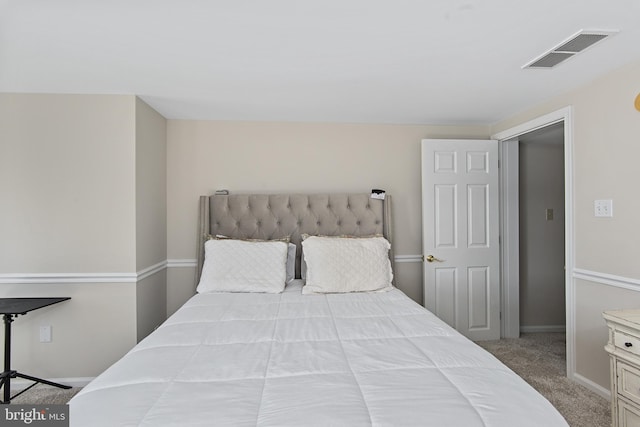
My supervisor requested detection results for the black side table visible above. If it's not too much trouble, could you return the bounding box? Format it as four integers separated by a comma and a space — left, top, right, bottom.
0, 297, 71, 404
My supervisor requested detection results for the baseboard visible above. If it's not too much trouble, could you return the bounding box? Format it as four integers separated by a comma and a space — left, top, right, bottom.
520, 325, 566, 333
571, 372, 611, 400
10, 377, 94, 391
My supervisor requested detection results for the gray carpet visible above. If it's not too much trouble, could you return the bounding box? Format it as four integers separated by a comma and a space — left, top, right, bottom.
477, 332, 611, 427
8, 333, 611, 426
8, 384, 82, 405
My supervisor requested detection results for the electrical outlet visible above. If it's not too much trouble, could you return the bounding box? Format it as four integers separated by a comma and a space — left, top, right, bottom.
594, 199, 613, 217
39, 325, 52, 343
546, 208, 554, 221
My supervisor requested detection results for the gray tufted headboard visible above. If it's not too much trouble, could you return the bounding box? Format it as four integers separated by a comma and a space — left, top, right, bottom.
196, 193, 393, 285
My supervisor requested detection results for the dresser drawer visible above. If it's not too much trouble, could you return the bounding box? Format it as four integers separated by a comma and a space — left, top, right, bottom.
618, 361, 640, 403
618, 398, 640, 427
615, 331, 640, 357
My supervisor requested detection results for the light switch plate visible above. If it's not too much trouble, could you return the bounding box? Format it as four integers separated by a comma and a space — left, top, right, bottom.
594, 199, 613, 217
39, 325, 52, 343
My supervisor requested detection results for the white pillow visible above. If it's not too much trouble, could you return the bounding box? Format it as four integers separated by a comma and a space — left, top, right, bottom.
197, 239, 288, 293
211, 235, 295, 283
301, 236, 393, 294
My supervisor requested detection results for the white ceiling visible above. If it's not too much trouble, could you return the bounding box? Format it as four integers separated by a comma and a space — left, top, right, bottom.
1, 1, 639, 125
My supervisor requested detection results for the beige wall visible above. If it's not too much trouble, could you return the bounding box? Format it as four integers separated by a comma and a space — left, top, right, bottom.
167, 266, 197, 316
166, 121, 490, 310
493, 58, 640, 390
0, 94, 140, 379
136, 271, 167, 341
135, 97, 167, 270
0, 93, 168, 381
493, 59, 640, 278
134, 98, 168, 339
0, 93, 136, 273
519, 140, 566, 329
1, 283, 137, 380
575, 279, 640, 388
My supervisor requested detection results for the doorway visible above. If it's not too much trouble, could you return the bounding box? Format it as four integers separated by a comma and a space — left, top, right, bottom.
518, 123, 566, 334
492, 106, 575, 379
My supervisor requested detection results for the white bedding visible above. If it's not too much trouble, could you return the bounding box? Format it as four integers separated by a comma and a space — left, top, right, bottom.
70, 281, 567, 426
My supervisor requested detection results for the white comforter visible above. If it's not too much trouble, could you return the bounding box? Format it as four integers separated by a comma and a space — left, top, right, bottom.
70, 281, 567, 426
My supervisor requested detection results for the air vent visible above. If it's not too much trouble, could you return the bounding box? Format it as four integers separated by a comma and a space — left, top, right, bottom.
523, 30, 616, 69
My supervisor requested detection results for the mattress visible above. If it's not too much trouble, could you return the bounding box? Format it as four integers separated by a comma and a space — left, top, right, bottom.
69, 281, 568, 426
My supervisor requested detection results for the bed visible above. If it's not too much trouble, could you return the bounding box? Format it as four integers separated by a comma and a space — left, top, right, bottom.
69, 193, 568, 426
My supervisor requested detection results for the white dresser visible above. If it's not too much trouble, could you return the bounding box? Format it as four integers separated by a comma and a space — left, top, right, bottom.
604, 309, 640, 427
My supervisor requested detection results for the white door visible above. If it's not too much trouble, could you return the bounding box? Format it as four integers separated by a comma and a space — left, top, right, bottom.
421, 139, 500, 341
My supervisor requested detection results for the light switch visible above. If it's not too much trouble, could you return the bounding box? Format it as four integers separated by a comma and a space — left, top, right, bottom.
594, 199, 613, 217
545, 209, 554, 221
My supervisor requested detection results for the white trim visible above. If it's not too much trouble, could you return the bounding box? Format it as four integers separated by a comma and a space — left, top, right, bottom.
491, 106, 575, 382
0, 261, 168, 284
394, 255, 423, 263
167, 258, 198, 268
492, 109, 567, 141
520, 325, 566, 333
10, 377, 94, 391
0, 254, 424, 284
572, 372, 611, 400
499, 138, 520, 338
573, 268, 640, 291
564, 109, 576, 385
164, 256, 424, 266
0, 272, 137, 284
136, 261, 168, 281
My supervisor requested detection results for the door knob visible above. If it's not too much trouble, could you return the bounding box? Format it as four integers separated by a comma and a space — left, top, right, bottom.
425, 255, 443, 263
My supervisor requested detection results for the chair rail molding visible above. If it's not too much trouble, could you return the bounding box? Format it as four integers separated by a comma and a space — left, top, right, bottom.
573, 268, 640, 291
0, 261, 168, 284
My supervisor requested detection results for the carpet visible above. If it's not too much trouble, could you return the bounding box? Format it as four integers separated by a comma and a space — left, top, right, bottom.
477, 332, 611, 427
7, 384, 81, 405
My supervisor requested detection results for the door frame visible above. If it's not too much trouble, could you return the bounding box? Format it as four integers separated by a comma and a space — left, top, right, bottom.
491, 106, 575, 378
498, 137, 520, 338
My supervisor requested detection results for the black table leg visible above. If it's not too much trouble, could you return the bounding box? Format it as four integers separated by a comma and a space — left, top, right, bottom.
2, 314, 12, 404
0, 313, 70, 404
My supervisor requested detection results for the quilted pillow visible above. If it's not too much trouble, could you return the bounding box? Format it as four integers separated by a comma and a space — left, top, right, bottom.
209, 235, 295, 283
301, 236, 393, 294
197, 239, 288, 293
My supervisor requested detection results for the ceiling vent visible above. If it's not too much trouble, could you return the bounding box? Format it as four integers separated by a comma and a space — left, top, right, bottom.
523, 30, 617, 69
